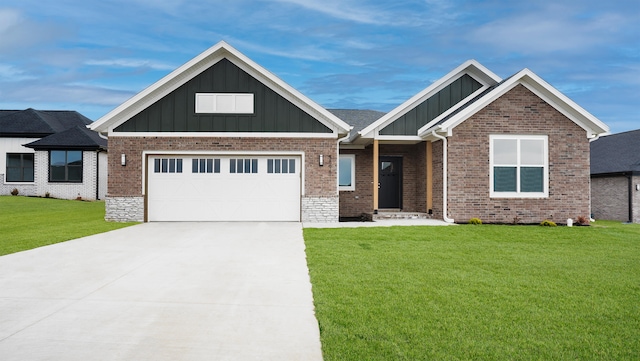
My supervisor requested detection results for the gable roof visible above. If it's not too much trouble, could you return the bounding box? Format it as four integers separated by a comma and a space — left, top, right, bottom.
0, 109, 92, 137
590, 129, 640, 175
352, 60, 502, 144
90, 41, 351, 136
419, 68, 610, 139
25, 125, 107, 151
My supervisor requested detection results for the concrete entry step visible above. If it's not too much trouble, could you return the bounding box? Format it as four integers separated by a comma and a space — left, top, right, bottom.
373, 211, 432, 220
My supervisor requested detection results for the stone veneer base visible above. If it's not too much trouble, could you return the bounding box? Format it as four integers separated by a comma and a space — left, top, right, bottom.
302, 196, 339, 223
106, 196, 144, 222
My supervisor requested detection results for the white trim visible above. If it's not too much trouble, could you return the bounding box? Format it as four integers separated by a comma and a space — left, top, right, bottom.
90, 41, 350, 136
489, 134, 548, 198
141, 150, 305, 196
109, 131, 338, 139
358, 60, 502, 140
420, 69, 609, 138
338, 154, 356, 191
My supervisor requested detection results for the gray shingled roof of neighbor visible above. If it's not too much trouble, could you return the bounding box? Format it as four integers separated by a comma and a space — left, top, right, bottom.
590, 129, 640, 175
0, 108, 92, 137
328, 109, 386, 134
25, 125, 107, 150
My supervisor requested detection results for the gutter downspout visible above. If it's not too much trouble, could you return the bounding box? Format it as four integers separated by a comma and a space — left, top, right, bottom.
431, 130, 455, 223
96, 150, 100, 200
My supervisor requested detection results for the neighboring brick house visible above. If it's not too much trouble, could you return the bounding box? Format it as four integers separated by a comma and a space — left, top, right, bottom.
590, 129, 640, 223
91, 42, 609, 224
0, 109, 107, 200
337, 61, 609, 224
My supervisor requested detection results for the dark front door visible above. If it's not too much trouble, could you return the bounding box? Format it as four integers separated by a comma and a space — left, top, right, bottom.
379, 156, 402, 209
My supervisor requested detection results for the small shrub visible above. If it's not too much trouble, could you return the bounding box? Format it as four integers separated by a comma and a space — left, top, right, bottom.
540, 220, 557, 227
44, 192, 50, 198
10, 188, 19, 196
575, 216, 590, 226
468, 218, 482, 225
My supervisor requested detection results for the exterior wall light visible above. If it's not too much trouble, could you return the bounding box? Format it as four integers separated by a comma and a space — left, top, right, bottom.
319, 154, 324, 166
121, 154, 126, 166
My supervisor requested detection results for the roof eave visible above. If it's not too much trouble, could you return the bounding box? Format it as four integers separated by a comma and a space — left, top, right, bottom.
359, 59, 502, 138
421, 69, 610, 139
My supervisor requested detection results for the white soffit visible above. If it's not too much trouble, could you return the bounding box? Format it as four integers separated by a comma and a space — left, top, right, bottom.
90, 41, 351, 135
357, 59, 502, 139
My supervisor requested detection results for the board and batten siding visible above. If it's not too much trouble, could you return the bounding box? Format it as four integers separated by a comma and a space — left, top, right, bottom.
115, 58, 332, 133
380, 74, 482, 136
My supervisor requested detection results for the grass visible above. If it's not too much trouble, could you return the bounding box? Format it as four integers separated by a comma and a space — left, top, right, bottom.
304, 221, 640, 360
0, 196, 137, 256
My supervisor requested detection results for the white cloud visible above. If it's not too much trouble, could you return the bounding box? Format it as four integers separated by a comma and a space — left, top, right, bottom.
85, 58, 176, 71
0, 8, 65, 53
0, 63, 34, 81
470, 5, 627, 54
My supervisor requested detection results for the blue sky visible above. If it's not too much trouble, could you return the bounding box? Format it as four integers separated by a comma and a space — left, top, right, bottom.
0, 0, 638, 134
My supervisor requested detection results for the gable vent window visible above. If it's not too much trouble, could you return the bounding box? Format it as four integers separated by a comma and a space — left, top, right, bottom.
154, 158, 183, 173
192, 158, 220, 174
195, 93, 254, 114
230, 158, 258, 174
267, 159, 296, 174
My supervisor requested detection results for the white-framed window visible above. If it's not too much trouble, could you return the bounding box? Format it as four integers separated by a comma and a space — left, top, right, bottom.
230, 158, 258, 174
192, 158, 220, 174
339, 154, 356, 191
267, 158, 296, 174
154, 158, 183, 173
195, 93, 254, 114
490, 135, 548, 198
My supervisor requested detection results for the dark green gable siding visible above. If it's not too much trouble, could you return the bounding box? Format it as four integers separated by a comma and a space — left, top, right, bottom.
380, 74, 482, 135
115, 59, 332, 133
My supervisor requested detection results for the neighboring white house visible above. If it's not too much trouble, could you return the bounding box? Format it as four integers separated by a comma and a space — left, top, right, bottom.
0, 109, 107, 200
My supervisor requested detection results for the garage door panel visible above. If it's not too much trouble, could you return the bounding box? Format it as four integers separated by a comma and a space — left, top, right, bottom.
148, 156, 301, 221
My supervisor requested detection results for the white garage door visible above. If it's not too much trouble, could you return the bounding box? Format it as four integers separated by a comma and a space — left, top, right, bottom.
147, 155, 301, 221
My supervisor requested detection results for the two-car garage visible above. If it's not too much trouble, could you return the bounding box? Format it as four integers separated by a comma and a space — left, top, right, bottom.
147, 155, 301, 221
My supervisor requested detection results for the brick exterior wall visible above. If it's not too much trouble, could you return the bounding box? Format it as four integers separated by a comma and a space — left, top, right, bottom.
591, 174, 640, 223
107, 136, 337, 221
446, 84, 591, 224
339, 147, 373, 217
591, 175, 629, 221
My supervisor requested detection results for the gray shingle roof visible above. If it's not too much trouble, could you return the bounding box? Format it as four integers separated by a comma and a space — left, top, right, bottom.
25, 125, 107, 150
328, 109, 386, 133
590, 129, 640, 175
0, 108, 92, 137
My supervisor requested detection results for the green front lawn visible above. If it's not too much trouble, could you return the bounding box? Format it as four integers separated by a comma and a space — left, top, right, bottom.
0, 196, 137, 256
304, 222, 640, 360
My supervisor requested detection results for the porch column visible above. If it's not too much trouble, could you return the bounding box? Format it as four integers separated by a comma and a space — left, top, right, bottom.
373, 139, 379, 212
426, 141, 433, 212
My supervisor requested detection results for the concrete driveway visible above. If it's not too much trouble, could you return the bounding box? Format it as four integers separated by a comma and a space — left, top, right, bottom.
0, 222, 322, 361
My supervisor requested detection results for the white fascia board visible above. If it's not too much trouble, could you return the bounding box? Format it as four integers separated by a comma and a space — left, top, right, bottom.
107, 131, 338, 139
91, 41, 351, 135
428, 69, 609, 139
358, 59, 501, 139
